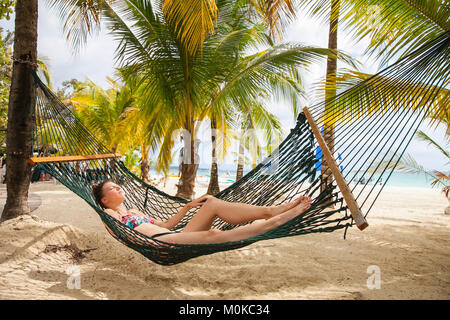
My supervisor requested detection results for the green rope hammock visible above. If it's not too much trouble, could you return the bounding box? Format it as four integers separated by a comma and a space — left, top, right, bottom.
29, 31, 449, 265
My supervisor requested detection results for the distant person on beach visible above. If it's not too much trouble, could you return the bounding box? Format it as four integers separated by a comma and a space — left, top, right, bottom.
92, 180, 311, 244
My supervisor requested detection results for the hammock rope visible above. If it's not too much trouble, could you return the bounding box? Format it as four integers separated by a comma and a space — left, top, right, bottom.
27, 30, 449, 265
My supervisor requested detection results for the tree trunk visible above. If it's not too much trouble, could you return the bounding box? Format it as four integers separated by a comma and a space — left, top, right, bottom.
141, 158, 150, 183
176, 129, 199, 200
207, 117, 220, 195
235, 124, 245, 181
140, 145, 150, 183
1, 0, 38, 222
320, 0, 340, 202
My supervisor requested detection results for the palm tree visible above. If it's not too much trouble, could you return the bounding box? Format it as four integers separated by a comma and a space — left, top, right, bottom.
70, 77, 135, 155
161, 0, 297, 55
2, 0, 115, 221
342, 0, 449, 66
390, 130, 449, 188
203, 1, 295, 194
0, 0, 355, 220
122, 148, 142, 177
321, 0, 341, 197
1, 0, 38, 222
369, 121, 449, 214
292, 0, 449, 126
206, 116, 220, 194
117, 71, 168, 183
0, 28, 13, 154
258, 0, 449, 199
102, 0, 352, 200
234, 100, 284, 181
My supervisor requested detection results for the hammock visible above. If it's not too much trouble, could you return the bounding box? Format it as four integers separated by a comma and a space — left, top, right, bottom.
28, 31, 449, 265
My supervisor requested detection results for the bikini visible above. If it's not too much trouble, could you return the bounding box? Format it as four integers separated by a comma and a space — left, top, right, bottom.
120, 214, 179, 239
121, 214, 154, 229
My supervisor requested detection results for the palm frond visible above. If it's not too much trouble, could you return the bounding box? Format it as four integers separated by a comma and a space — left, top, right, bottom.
44, 0, 108, 54
293, 0, 449, 66
415, 130, 450, 160
248, 0, 297, 41
311, 65, 450, 128
162, 0, 218, 56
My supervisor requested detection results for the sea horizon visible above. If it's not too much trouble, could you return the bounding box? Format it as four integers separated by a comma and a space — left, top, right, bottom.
149, 165, 445, 189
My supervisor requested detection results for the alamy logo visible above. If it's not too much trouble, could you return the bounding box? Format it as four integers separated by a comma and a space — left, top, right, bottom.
366, 265, 381, 290
66, 265, 81, 290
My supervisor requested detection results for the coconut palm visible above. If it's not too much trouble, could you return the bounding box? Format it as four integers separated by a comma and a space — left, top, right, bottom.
1, 0, 352, 220
122, 148, 142, 177
101, 0, 354, 200
116, 70, 170, 182
292, 0, 449, 121
394, 129, 449, 188
1, 0, 38, 222
70, 74, 161, 182
205, 111, 234, 195
234, 99, 284, 181
3, 0, 118, 221
368, 126, 449, 215
0, 28, 13, 153
263, 0, 449, 197
161, 0, 297, 55
69, 77, 135, 155
203, 2, 295, 194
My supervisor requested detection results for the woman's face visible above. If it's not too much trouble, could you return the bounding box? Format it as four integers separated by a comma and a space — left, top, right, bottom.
101, 181, 126, 208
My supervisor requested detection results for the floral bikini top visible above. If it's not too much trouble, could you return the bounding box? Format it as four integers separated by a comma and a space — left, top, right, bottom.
121, 214, 155, 229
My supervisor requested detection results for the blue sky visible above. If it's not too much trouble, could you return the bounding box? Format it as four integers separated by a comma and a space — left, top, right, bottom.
1, 1, 448, 172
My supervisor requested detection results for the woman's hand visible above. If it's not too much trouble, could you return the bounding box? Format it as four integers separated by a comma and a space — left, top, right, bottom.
161, 196, 213, 229
185, 195, 213, 208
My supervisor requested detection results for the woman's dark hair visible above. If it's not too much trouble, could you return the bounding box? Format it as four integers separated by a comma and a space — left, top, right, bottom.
92, 179, 112, 209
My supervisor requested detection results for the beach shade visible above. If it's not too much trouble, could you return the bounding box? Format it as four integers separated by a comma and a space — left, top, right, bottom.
315, 145, 343, 173
26, 30, 449, 265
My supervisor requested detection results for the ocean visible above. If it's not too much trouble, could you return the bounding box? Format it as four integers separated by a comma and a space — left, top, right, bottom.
149, 166, 443, 189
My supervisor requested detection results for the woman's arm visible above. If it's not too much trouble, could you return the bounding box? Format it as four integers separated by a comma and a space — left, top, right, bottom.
129, 196, 211, 229
155, 201, 205, 230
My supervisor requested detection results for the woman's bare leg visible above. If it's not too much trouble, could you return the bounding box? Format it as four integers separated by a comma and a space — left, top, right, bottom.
183, 196, 306, 232
156, 197, 312, 244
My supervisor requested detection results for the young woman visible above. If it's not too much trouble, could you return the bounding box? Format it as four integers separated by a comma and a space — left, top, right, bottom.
92, 180, 312, 244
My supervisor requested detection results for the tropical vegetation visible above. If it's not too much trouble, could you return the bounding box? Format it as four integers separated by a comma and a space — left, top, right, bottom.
1, 0, 448, 221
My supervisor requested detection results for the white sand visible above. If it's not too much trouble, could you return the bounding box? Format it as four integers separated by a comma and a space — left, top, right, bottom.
0, 179, 449, 300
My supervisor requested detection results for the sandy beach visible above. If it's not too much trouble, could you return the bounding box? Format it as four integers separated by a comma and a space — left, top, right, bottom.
0, 177, 449, 300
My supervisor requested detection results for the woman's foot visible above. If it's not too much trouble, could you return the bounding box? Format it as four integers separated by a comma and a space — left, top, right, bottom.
279, 196, 312, 221
268, 196, 308, 217
296, 196, 312, 215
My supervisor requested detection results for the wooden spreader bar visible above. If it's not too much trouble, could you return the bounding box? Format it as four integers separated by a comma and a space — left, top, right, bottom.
303, 107, 369, 231
27, 153, 122, 166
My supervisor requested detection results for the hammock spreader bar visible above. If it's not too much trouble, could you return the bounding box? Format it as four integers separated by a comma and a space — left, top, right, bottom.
303, 107, 368, 230
28, 153, 122, 165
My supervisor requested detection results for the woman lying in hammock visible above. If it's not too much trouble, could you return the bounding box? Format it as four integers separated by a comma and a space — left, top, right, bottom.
92, 180, 311, 245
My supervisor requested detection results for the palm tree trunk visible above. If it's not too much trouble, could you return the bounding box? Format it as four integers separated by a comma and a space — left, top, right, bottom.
140, 145, 150, 183
176, 54, 199, 200
236, 124, 245, 181
176, 127, 199, 200
207, 117, 220, 195
1, 0, 38, 222
320, 0, 340, 201
141, 159, 150, 183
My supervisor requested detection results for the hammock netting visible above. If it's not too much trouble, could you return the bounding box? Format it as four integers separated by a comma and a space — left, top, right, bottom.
29, 31, 449, 265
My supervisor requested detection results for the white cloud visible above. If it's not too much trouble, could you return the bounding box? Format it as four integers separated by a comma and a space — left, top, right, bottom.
37, 2, 116, 88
